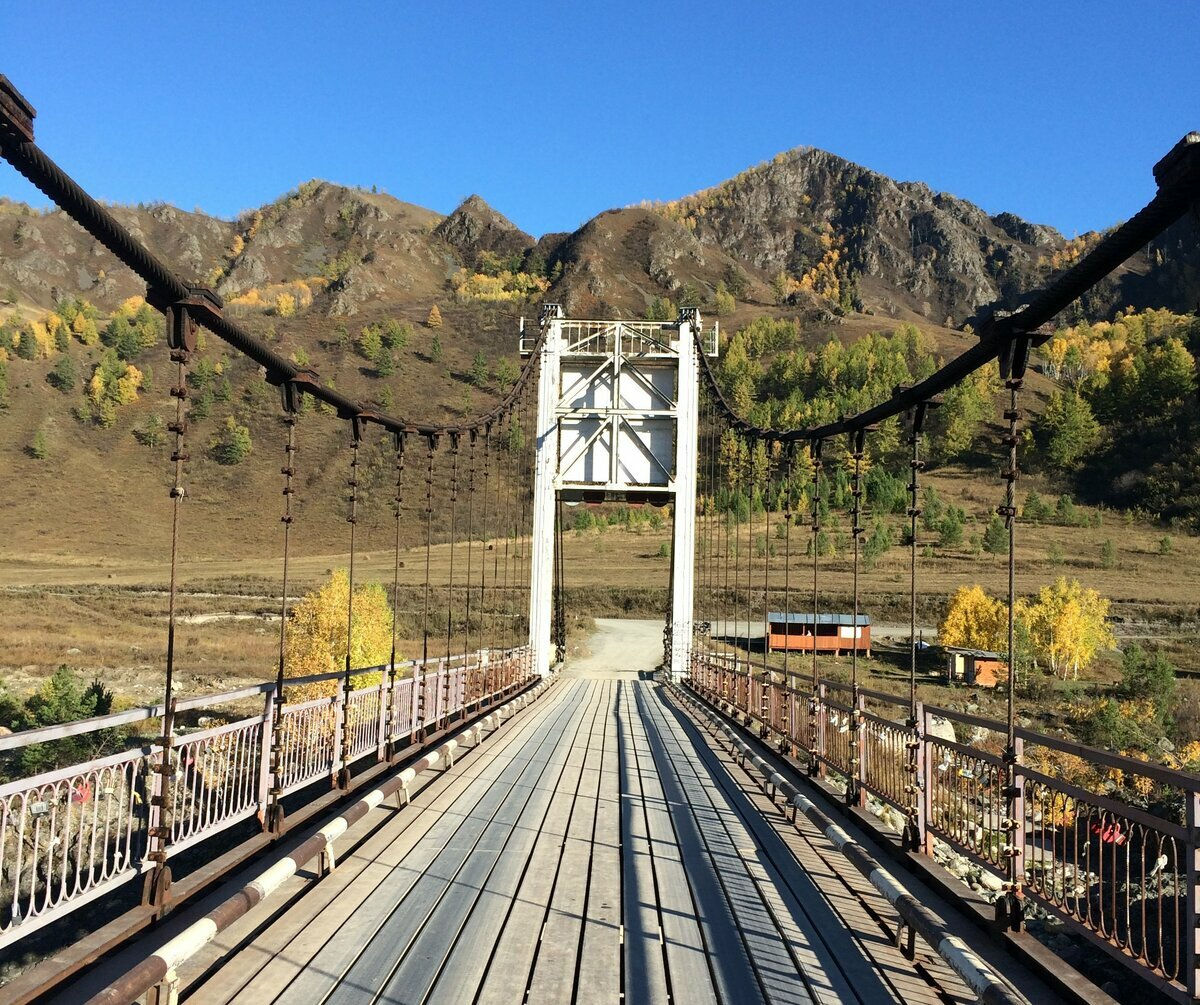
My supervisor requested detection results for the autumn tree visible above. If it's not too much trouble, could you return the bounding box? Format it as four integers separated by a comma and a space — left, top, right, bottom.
285, 570, 395, 701
1027, 576, 1115, 679
712, 280, 735, 317
358, 324, 383, 363
939, 585, 1007, 652
426, 304, 443, 328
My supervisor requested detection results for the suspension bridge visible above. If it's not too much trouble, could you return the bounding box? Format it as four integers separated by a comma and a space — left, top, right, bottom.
0, 75, 1199, 1003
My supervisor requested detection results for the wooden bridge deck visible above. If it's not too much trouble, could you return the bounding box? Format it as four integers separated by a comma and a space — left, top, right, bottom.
117, 676, 983, 1004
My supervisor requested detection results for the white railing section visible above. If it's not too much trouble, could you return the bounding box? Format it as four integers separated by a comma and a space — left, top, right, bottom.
0, 645, 532, 950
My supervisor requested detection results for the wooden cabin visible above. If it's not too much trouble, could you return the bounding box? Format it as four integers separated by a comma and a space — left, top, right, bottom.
944, 647, 1008, 688
766, 612, 870, 656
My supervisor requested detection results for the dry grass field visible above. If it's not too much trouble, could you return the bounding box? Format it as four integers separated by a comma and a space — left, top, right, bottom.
2, 462, 1196, 718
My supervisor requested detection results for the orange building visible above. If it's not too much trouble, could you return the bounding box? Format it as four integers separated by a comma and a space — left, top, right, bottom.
766, 612, 871, 656
944, 647, 1009, 688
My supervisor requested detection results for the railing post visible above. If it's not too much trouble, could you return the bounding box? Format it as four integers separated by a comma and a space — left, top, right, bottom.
855, 689, 867, 808
815, 683, 827, 779
1187, 791, 1200, 1000
331, 684, 345, 788
921, 705, 935, 855
377, 677, 389, 762
141, 705, 174, 913
904, 699, 925, 853
257, 687, 275, 829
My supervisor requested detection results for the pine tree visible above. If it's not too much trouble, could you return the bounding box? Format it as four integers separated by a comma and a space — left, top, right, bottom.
983, 514, 1008, 555
431, 333, 443, 362
469, 350, 489, 387
426, 304, 443, 328
48, 355, 76, 392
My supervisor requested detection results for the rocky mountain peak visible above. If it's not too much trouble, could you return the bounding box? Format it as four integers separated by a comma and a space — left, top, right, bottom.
434, 195, 532, 264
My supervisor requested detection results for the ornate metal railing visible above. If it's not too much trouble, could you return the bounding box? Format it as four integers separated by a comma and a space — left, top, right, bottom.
687, 655, 1200, 1002
0, 645, 531, 950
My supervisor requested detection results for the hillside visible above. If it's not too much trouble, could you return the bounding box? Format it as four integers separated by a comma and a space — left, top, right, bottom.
0, 145, 1196, 573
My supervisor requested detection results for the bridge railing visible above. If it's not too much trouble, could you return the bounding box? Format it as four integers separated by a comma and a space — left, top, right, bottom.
0, 644, 531, 952
687, 654, 1200, 1002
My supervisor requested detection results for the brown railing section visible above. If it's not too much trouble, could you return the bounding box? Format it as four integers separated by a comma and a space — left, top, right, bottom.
0, 645, 531, 951
688, 653, 1200, 1003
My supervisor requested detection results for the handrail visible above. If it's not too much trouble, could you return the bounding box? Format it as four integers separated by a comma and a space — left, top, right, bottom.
0, 647, 526, 752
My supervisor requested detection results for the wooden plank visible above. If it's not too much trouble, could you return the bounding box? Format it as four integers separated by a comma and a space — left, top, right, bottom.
372, 681, 607, 1004
617, 682, 671, 1005
324, 683, 594, 1004
270, 685, 583, 1003
643, 685, 833, 1005
663, 686, 969, 1005
574, 679, 622, 1005
524, 679, 610, 1001
622, 682, 718, 1005
186, 683, 573, 1004
295, 690, 585, 1005
472, 681, 602, 1004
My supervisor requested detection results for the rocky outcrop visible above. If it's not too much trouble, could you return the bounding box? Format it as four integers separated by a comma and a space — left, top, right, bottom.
666, 147, 1064, 322
434, 195, 532, 266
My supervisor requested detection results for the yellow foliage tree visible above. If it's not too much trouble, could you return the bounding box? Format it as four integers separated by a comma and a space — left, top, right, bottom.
426, 304, 443, 328
87, 370, 106, 405
939, 585, 1007, 652
29, 320, 55, 358
285, 570, 394, 701
113, 365, 143, 405
72, 311, 99, 345
1027, 576, 1114, 679
275, 293, 296, 317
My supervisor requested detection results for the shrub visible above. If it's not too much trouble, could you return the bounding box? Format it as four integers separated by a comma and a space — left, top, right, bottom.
136, 414, 166, 447
937, 506, 965, 547
1119, 644, 1177, 712
27, 427, 49, 460
1159, 535, 1173, 555
212, 416, 252, 465
0, 667, 125, 777
1100, 538, 1115, 568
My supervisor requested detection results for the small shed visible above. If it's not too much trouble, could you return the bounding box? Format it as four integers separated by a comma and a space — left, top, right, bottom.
766, 612, 870, 656
944, 647, 1008, 688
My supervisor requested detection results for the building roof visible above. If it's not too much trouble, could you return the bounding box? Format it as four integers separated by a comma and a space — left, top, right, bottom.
766, 612, 870, 627
944, 647, 1006, 659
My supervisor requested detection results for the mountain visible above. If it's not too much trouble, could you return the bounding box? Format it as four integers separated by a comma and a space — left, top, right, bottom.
0, 147, 1196, 566
0, 146, 1190, 327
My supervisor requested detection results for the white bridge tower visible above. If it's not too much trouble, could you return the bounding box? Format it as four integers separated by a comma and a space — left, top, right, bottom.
523, 305, 717, 678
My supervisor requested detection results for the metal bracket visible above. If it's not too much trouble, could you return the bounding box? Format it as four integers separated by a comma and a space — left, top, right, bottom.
0, 75, 35, 142
270, 368, 319, 414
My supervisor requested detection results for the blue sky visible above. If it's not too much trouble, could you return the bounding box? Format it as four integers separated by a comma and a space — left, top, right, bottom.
1, 2, 1196, 238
